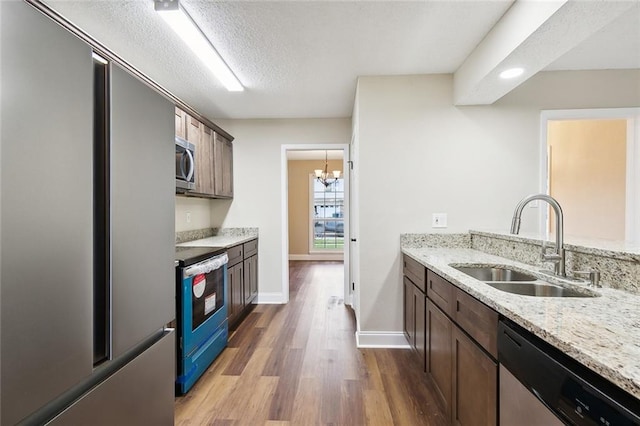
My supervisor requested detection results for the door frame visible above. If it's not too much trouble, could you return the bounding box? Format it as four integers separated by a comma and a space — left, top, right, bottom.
539, 107, 640, 241
281, 144, 351, 305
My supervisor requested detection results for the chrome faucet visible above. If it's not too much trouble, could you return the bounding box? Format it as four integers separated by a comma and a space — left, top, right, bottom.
510, 194, 566, 277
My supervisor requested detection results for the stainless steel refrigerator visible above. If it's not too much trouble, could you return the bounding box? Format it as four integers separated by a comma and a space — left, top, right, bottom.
1, 2, 176, 424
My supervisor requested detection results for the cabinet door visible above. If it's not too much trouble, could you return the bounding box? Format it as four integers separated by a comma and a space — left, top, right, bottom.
250, 255, 258, 300
244, 255, 258, 304
214, 132, 234, 198
175, 107, 186, 139
452, 326, 497, 426
228, 263, 244, 326
426, 300, 452, 422
222, 138, 234, 197
415, 287, 426, 371
200, 121, 215, 196
243, 257, 252, 305
403, 277, 415, 346
187, 115, 214, 195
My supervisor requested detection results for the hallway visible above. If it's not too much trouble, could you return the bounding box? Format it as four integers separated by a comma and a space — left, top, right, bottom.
175, 261, 446, 425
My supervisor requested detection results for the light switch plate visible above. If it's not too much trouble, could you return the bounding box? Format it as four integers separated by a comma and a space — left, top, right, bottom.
432, 213, 447, 228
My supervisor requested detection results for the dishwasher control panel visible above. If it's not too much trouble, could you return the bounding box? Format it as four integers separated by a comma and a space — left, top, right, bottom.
498, 320, 640, 426
559, 378, 637, 426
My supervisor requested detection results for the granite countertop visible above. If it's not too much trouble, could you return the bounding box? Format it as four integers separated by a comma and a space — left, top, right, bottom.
401, 246, 640, 400
176, 234, 257, 249
471, 229, 640, 260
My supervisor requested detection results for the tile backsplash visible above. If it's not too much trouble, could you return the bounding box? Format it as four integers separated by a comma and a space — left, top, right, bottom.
175, 227, 258, 244
401, 230, 640, 295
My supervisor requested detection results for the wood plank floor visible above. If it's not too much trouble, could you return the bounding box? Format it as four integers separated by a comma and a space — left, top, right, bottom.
175, 261, 447, 425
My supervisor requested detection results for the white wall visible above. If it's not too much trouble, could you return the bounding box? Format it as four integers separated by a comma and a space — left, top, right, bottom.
355, 70, 640, 334
209, 118, 352, 300
175, 196, 213, 232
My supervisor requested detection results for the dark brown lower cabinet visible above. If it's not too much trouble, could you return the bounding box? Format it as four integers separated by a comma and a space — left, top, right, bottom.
426, 300, 453, 421
228, 262, 244, 326
243, 255, 258, 305
452, 326, 497, 426
415, 287, 426, 367
403, 277, 426, 369
404, 278, 415, 344
227, 239, 259, 329
402, 277, 416, 347
404, 262, 499, 425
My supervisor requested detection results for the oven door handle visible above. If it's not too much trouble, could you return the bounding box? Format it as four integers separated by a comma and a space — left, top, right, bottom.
184, 253, 228, 277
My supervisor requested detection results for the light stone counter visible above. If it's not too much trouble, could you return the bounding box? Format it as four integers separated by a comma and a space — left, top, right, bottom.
176, 228, 258, 248
177, 234, 257, 248
401, 246, 640, 400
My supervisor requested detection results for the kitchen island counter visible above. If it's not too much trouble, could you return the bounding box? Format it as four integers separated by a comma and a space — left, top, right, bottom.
401, 246, 640, 400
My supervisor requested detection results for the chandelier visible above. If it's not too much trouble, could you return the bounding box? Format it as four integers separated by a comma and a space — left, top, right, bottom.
314, 151, 341, 187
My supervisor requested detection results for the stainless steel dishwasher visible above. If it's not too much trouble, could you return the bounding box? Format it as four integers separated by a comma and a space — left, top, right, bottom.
498, 320, 640, 426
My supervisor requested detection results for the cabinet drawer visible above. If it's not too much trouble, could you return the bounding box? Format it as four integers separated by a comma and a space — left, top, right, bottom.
427, 270, 455, 317
403, 255, 426, 292
243, 239, 258, 258
227, 244, 243, 266
454, 289, 498, 358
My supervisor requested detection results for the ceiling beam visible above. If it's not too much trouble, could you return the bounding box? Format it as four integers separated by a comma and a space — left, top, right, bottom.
453, 0, 636, 106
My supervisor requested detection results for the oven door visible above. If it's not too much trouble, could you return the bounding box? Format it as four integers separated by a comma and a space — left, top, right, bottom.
179, 253, 228, 357
175, 136, 195, 191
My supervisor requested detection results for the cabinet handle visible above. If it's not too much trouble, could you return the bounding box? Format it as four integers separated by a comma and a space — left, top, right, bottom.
502, 329, 522, 348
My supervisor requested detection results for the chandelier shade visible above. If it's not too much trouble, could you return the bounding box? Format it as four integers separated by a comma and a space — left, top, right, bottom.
314, 151, 341, 187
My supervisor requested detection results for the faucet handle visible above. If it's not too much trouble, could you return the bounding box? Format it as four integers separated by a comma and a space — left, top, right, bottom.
573, 270, 601, 287
541, 242, 561, 261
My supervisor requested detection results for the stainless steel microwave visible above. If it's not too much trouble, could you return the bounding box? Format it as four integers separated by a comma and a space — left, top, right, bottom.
175, 136, 195, 191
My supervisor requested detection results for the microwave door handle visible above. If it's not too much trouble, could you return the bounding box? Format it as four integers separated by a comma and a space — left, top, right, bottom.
179, 151, 188, 179
185, 149, 194, 181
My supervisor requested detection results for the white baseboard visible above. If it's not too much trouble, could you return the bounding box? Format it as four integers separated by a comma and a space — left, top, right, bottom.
355, 331, 411, 349
256, 292, 287, 304
289, 254, 344, 261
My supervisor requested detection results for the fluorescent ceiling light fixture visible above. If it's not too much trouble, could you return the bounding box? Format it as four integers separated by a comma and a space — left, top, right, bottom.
155, 0, 243, 92
92, 51, 108, 64
499, 67, 524, 79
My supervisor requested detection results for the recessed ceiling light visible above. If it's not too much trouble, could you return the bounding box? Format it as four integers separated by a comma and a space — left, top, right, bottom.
500, 68, 524, 79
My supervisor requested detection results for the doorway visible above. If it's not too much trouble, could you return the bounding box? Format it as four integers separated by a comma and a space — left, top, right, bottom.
539, 108, 640, 242
281, 144, 351, 305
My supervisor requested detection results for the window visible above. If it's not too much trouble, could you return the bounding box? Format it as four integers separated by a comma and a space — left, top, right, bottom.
310, 176, 344, 251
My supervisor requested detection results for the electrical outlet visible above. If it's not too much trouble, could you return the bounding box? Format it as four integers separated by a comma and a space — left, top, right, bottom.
186, 211, 192, 223
432, 213, 448, 228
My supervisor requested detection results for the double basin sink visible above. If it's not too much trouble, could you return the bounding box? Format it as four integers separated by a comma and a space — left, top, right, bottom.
451, 266, 597, 298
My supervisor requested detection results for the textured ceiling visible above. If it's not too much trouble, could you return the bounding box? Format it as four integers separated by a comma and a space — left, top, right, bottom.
545, 3, 640, 71
42, 0, 639, 120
